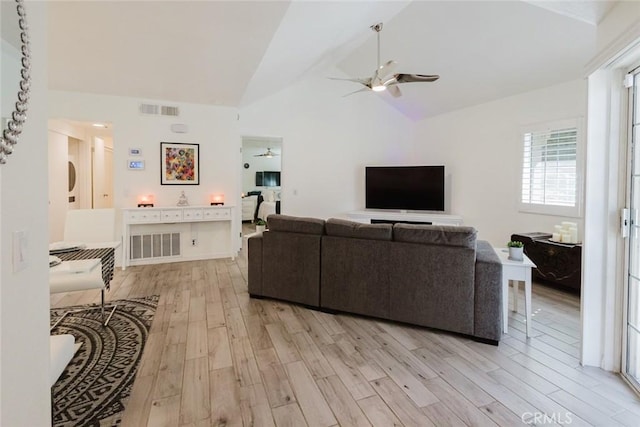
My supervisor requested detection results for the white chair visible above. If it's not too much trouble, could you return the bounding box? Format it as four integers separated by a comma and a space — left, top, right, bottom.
50, 334, 76, 386
50, 208, 118, 327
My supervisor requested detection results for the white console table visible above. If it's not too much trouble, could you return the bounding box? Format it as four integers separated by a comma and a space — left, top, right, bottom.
346, 210, 463, 225
121, 206, 235, 269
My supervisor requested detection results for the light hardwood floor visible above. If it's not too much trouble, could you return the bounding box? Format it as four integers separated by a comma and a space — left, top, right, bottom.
50, 256, 640, 426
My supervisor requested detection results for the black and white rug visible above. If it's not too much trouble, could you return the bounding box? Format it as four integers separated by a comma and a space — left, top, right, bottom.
50, 295, 158, 427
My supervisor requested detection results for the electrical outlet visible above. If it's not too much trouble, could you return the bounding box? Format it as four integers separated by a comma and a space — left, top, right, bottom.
191, 239, 196, 246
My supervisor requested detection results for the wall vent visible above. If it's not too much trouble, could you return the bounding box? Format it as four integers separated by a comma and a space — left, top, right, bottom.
139, 103, 159, 115
139, 103, 180, 117
161, 105, 180, 116
130, 232, 180, 259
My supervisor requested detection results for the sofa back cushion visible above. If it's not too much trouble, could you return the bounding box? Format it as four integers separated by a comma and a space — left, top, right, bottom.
267, 214, 325, 235
393, 224, 477, 249
326, 218, 392, 241
262, 231, 321, 307
389, 243, 476, 335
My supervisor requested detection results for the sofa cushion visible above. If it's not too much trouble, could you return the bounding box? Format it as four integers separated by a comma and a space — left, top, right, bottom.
326, 218, 392, 241
393, 224, 477, 249
267, 214, 325, 235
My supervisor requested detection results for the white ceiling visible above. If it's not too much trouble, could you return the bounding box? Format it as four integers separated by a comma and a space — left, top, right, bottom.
45, 0, 617, 121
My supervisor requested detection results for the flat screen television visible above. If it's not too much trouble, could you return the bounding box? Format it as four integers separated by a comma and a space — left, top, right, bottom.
365, 165, 445, 211
256, 171, 281, 187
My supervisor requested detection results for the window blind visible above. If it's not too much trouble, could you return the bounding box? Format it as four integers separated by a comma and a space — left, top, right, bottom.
521, 126, 577, 207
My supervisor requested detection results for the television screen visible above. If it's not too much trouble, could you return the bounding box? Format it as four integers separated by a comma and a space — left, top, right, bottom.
256, 171, 281, 187
365, 166, 445, 211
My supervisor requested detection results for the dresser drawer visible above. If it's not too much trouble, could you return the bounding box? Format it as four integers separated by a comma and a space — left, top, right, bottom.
183, 208, 204, 221
161, 209, 183, 222
204, 208, 231, 220
127, 210, 161, 223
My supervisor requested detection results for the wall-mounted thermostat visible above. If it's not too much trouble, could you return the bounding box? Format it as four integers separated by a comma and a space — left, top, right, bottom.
128, 160, 145, 170
129, 148, 142, 156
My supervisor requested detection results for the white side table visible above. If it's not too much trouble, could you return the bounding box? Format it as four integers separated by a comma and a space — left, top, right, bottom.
494, 248, 537, 337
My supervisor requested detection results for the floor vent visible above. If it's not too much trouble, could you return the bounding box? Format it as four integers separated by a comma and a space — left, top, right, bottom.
130, 233, 180, 260
139, 103, 180, 117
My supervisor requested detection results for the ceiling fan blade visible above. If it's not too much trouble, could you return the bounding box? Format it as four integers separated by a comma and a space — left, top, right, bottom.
387, 85, 402, 98
395, 73, 440, 83
377, 60, 397, 80
328, 76, 372, 86
342, 87, 370, 97
254, 148, 279, 157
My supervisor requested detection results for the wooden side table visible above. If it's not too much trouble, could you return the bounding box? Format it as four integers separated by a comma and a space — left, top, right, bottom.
494, 247, 537, 337
511, 232, 582, 292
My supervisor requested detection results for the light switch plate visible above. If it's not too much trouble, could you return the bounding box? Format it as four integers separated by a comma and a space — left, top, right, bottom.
12, 230, 28, 272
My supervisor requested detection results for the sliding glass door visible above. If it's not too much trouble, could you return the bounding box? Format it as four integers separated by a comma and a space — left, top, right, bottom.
624, 69, 640, 391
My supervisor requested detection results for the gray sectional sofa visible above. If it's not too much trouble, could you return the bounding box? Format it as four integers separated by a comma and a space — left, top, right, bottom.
248, 214, 503, 344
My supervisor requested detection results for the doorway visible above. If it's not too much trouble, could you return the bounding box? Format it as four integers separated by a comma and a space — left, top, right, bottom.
240, 136, 282, 235
48, 120, 114, 242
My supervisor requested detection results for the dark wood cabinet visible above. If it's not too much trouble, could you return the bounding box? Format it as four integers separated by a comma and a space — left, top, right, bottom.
511, 232, 582, 293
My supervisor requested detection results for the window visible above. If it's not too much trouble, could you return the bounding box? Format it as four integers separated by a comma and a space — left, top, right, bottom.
520, 119, 581, 217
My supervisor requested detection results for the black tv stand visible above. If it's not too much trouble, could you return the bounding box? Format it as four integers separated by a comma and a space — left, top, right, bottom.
371, 219, 432, 225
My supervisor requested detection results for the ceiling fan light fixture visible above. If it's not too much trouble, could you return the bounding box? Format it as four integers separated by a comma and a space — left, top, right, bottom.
330, 22, 438, 97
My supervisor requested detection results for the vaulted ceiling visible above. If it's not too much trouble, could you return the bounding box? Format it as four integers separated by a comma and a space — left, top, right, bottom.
46, 1, 616, 121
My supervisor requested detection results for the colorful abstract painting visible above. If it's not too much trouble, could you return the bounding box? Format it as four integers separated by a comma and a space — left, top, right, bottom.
160, 142, 199, 185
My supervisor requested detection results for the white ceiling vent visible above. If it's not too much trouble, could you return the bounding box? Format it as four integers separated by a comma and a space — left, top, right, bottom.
139, 103, 180, 117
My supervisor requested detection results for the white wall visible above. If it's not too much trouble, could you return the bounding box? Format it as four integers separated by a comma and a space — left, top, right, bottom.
594, 1, 640, 55
580, 0, 640, 371
0, 2, 52, 425
49, 91, 242, 254
411, 79, 587, 246
239, 68, 415, 219
1, 42, 20, 120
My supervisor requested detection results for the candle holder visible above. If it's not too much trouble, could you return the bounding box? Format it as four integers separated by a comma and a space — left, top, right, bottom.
210, 194, 224, 206
137, 194, 155, 208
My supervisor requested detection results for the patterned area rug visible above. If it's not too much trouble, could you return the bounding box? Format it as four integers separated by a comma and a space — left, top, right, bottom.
50, 295, 158, 427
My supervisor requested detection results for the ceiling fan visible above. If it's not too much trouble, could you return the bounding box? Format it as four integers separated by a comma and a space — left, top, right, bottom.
330, 23, 439, 97
254, 148, 279, 158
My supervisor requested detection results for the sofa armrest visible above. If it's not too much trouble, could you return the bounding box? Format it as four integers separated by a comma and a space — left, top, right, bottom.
248, 235, 263, 296
474, 240, 502, 342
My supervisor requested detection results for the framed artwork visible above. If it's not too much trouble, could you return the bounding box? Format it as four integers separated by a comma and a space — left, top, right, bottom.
161, 142, 199, 185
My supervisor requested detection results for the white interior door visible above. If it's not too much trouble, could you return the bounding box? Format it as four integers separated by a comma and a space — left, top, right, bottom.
102, 146, 113, 208
67, 154, 78, 210
48, 130, 69, 242
92, 138, 113, 208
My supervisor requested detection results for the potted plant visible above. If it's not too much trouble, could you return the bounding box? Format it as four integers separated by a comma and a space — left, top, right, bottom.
507, 240, 524, 261
255, 218, 267, 234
